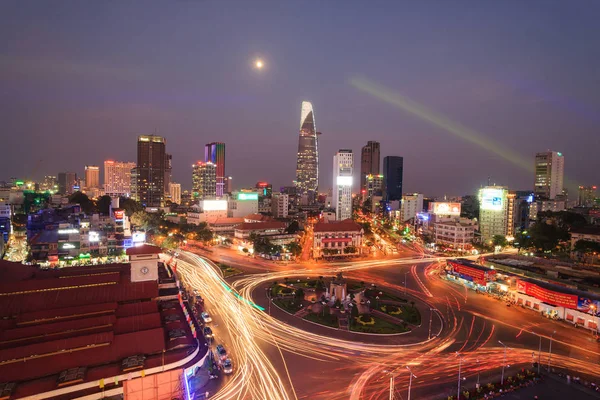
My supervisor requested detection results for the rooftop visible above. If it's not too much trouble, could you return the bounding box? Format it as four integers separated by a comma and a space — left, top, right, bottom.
235, 221, 287, 231
571, 226, 600, 236
206, 217, 245, 225
314, 219, 363, 233
448, 258, 495, 273
244, 213, 272, 222
125, 244, 162, 256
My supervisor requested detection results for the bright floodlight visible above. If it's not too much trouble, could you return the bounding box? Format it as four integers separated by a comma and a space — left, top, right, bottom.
255, 59, 264, 69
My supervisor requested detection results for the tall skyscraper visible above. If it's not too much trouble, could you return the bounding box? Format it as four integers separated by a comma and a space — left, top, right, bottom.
382, 156, 403, 202
205, 142, 226, 197
58, 172, 77, 195
41, 176, 57, 192
192, 161, 217, 200
478, 186, 509, 241
534, 151, 564, 200
169, 182, 182, 205
333, 149, 353, 220
104, 160, 136, 197
164, 153, 172, 196
134, 135, 168, 207
295, 101, 320, 204
360, 141, 380, 191
84, 165, 100, 189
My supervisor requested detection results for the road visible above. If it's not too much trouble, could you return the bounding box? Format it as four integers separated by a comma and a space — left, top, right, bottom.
174, 248, 600, 399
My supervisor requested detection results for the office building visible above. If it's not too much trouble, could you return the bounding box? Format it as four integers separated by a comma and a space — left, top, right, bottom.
400, 193, 424, 222
133, 135, 169, 207
169, 182, 181, 205
205, 142, 226, 197
57, 172, 77, 195
164, 153, 172, 196
478, 186, 509, 242
363, 174, 383, 202
228, 192, 259, 218
382, 156, 403, 202
534, 151, 564, 200
84, 165, 100, 189
104, 160, 136, 197
506, 191, 533, 237
333, 149, 353, 221
272, 193, 289, 218
40, 176, 57, 192
578, 186, 597, 208
295, 101, 320, 204
192, 161, 217, 200
434, 221, 475, 251
360, 141, 380, 191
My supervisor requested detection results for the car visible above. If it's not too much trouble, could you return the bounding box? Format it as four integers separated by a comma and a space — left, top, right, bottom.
223, 358, 233, 374
201, 312, 212, 323
216, 344, 227, 360
203, 326, 213, 339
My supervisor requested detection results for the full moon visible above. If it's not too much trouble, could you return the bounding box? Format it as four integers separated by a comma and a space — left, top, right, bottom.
255, 59, 264, 69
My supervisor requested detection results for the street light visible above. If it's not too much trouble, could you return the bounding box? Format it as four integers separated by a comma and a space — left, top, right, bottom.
498, 340, 508, 385
475, 359, 480, 388
531, 331, 542, 374
548, 330, 556, 372
428, 308, 435, 340
383, 370, 396, 400
456, 352, 465, 400
406, 366, 417, 400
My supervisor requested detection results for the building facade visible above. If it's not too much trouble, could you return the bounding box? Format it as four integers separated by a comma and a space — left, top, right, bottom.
363, 174, 383, 202
192, 161, 217, 200
58, 172, 77, 195
333, 149, 353, 221
534, 151, 564, 200
360, 141, 380, 191
205, 142, 226, 197
84, 166, 100, 189
169, 182, 181, 204
313, 220, 363, 258
272, 193, 289, 218
133, 135, 169, 207
478, 186, 509, 242
434, 221, 475, 250
295, 101, 319, 204
400, 193, 424, 222
104, 160, 136, 197
383, 156, 403, 202
578, 186, 598, 207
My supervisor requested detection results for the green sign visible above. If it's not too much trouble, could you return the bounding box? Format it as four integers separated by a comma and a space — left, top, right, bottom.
238, 193, 258, 201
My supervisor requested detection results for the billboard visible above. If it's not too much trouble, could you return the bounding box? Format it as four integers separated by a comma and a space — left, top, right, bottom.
336, 176, 353, 186
203, 199, 228, 211
448, 261, 494, 286
237, 193, 259, 201
89, 231, 100, 242
480, 188, 505, 211
517, 280, 578, 309
430, 202, 461, 216
113, 209, 124, 221
132, 232, 146, 243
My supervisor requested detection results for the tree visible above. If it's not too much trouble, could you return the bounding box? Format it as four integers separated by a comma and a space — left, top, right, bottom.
69, 191, 95, 214
119, 197, 144, 216
574, 240, 600, 253
286, 241, 303, 257
514, 230, 533, 254
295, 288, 304, 299
528, 221, 570, 252
492, 235, 508, 248
97, 195, 112, 215
344, 245, 357, 254
360, 222, 372, 235
286, 221, 300, 234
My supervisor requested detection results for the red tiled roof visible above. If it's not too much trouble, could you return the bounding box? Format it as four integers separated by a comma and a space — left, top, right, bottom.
235, 221, 287, 231
314, 219, 363, 233
126, 244, 162, 256
244, 213, 272, 222
206, 217, 245, 225
16, 302, 118, 326
114, 313, 162, 335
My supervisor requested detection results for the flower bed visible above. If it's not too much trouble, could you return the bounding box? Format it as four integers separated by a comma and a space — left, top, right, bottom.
351, 314, 409, 334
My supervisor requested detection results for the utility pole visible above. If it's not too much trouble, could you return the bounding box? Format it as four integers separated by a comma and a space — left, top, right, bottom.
456, 352, 464, 400
548, 330, 556, 372
406, 366, 417, 400
498, 341, 508, 385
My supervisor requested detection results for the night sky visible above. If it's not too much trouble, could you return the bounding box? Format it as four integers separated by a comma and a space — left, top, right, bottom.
1, 1, 599, 196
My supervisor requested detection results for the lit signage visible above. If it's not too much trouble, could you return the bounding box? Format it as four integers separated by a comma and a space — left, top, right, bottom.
237, 193, 258, 201
480, 188, 505, 211
336, 176, 353, 186
113, 209, 124, 221
132, 232, 146, 243
58, 229, 79, 234
430, 202, 461, 216
89, 231, 100, 242
62, 243, 76, 249
203, 199, 228, 211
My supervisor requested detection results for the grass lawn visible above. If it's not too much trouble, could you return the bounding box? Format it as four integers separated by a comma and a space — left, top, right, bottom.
273, 298, 304, 314
365, 288, 408, 303
304, 308, 338, 328
350, 314, 409, 334
378, 304, 421, 325
218, 263, 242, 278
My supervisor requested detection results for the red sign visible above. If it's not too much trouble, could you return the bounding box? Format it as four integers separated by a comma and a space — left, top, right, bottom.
448, 261, 494, 285
113, 209, 124, 220
516, 280, 578, 308
322, 238, 352, 243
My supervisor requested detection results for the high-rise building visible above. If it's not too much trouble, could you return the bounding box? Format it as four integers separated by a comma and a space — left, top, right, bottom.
478, 186, 509, 242
578, 186, 598, 207
400, 193, 424, 222
104, 160, 136, 197
205, 142, 226, 197
534, 151, 564, 200
134, 135, 168, 207
41, 176, 57, 192
506, 191, 533, 237
382, 156, 403, 202
295, 101, 320, 204
169, 182, 181, 205
192, 161, 217, 200
363, 174, 383, 201
272, 193, 289, 218
164, 154, 172, 196
58, 172, 77, 195
333, 149, 353, 220
84, 165, 100, 189
360, 141, 380, 191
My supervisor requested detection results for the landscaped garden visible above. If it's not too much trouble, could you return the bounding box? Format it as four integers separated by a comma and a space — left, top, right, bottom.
272, 297, 304, 314
304, 307, 339, 328
378, 304, 421, 325
350, 314, 409, 334
218, 263, 242, 278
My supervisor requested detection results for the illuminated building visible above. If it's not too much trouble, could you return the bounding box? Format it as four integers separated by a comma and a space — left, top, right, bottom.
224, 176, 233, 194
104, 160, 136, 197
478, 186, 508, 241
192, 161, 216, 200
382, 156, 403, 202
360, 141, 380, 191
228, 192, 259, 218
169, 182, 181, 204
534, 151, 564, 200
400, 193, 424, 222
205, 142, 226, 196
57, 172, 77, 195
578, 186, 597, 207
313, 220, 363, 258
506, 191, 533, 236
133, 135, 169, 207
272, 193, 289, 218
295, 101, 320, 204
363, 174, 383, 202
84, 165, 100, 189
434, 221, 475, 250
256, 181, 273, 198
333, 149, 353, 221
40, 175, 57, 192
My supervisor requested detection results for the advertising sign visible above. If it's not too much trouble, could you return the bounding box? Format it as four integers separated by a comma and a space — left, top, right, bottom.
337, 176, 353, 186
237, 193, 259, 201
89, 231, 100, 242
132, 232, 146, 243
448, 261, 494, 286
578, 297, 600, 316
480, 188, 505, 211
516, 280, 578, 309
113, 209, 124, 221
203, 199, 228, 211
430, 202, 461, 216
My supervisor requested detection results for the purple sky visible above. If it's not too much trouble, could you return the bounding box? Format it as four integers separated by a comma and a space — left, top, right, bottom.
1, 1, 599, 196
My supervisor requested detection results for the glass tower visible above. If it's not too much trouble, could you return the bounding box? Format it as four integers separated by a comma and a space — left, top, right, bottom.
295, 101, 319, 203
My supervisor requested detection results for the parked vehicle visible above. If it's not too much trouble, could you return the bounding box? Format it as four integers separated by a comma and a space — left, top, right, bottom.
203, 326, 213, 339
216, 344, 227, 360
223, 358, 233, 374
201, 312, 212, 323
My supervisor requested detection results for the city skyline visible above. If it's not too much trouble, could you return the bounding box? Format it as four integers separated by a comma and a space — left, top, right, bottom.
2, 2, 599, 196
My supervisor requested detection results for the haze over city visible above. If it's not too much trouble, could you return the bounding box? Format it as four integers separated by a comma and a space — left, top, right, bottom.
2, 1, 599, 195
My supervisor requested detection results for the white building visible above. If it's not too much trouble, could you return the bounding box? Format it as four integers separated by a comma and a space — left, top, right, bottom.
271, 193, 289, 218
400, 193, 424, 222
169, 182, 181, 204
333, 149, 353, 221
313, 220, 363, 258
534, 151, 564, 200
478, 186, 509, 242
434, 221, 475, 250
104, 160, 136, 197
228, 192, 259, 218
